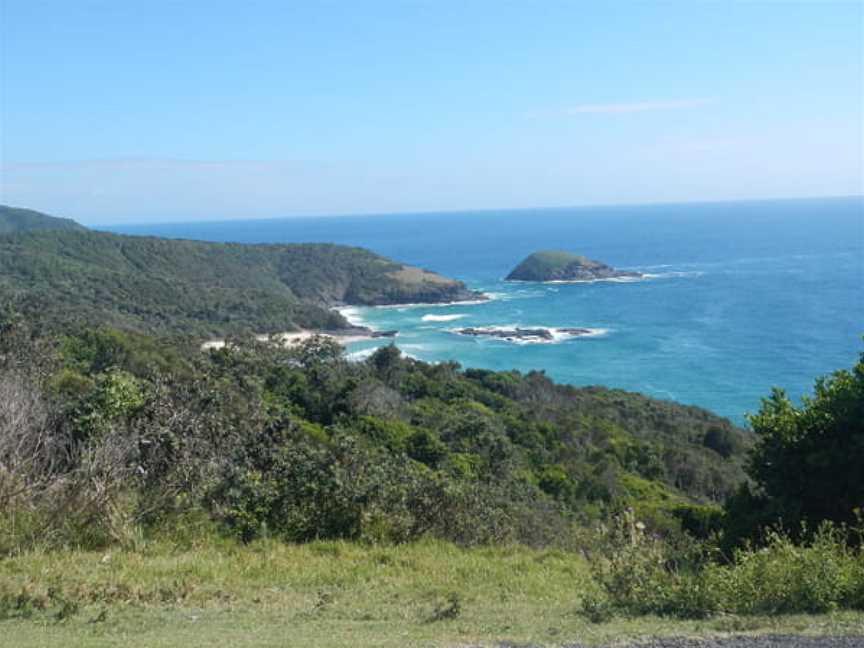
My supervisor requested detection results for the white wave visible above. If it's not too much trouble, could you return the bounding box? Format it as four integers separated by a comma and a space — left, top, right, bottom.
394, 343, 429, 361
372, 293, 495, 310
421, 314, 467, 322
538, 275, 643, 285
483, 289, 547, 300
397, 343, 430, 352
345, 347, 382, 362
336, 306, 366, 326
641, 271, 704, 280
521, 270, 704, 284
346, 342, 423, 363
507, 265, 705, 286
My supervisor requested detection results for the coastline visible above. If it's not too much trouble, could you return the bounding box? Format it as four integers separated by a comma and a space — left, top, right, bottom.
200, 291, 495, 352
201, 328, 395, 351
201, 292, 494, 352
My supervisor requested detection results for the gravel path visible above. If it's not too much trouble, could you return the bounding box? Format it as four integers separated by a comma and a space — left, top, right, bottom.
476, 637, 864, 648
602, 637, 864, 648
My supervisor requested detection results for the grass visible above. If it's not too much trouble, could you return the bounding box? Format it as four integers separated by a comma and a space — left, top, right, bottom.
387, 265, 456, 286
2, 537, 863, 647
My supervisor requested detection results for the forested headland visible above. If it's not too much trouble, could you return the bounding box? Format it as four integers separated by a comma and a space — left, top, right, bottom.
0, 205, 483, 337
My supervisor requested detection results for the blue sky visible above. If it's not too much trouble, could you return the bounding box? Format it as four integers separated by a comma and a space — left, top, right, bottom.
1, 1, 862, 224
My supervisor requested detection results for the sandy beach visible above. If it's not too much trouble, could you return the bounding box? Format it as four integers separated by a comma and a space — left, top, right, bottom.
201, 329, 385, 351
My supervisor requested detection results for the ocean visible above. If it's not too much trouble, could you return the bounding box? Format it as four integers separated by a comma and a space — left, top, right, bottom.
105, 196, 864, 426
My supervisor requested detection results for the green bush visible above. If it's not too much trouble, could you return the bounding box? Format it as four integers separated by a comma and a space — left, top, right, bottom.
584, 512, 864, 619
726, 353, 864, 544
583, 508, 683, 616
712, 524, 863, 614
406, 429, 449, 467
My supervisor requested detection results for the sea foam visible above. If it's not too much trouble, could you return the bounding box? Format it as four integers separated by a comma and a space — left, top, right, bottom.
336, 306, 366, 326
641, 271, 704, 280
345, 346, 382, 362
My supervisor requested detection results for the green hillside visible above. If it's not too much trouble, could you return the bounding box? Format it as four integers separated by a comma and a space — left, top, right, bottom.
0, 205, 87, 234
0, 317, 752, 555
0, 227, 482, 336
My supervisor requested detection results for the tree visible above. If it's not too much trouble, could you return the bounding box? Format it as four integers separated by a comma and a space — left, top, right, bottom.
726, 352, 864, 543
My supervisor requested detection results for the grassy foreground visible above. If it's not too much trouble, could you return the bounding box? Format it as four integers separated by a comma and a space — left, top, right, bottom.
2, 538, 862, 647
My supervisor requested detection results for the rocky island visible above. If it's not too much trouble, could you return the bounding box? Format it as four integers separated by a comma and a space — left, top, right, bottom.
506, 250, 642, 282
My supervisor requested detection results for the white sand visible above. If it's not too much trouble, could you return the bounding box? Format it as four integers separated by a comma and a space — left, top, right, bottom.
201, 330, 377, 351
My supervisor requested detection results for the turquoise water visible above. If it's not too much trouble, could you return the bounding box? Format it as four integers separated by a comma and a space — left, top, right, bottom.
107, 197, 863, 424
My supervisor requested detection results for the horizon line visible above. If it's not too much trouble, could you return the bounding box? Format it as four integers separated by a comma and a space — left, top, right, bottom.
84, 193, 864, 229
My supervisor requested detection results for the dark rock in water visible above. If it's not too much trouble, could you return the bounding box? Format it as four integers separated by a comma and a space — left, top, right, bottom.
506, 250, 642, 282
370, 329, 398, 338
325, 326, 398, 338
462, 327, 554, 340
454, 326, 593, 342
558, 327, 593, 336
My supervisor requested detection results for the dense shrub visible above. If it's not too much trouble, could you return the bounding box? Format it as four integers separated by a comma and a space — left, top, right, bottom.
583, 511, 864, 619
724, 352, 864, 546
0, 318, 752, 555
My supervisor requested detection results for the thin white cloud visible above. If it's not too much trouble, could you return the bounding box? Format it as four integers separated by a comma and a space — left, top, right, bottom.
564, 99, 711, 114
